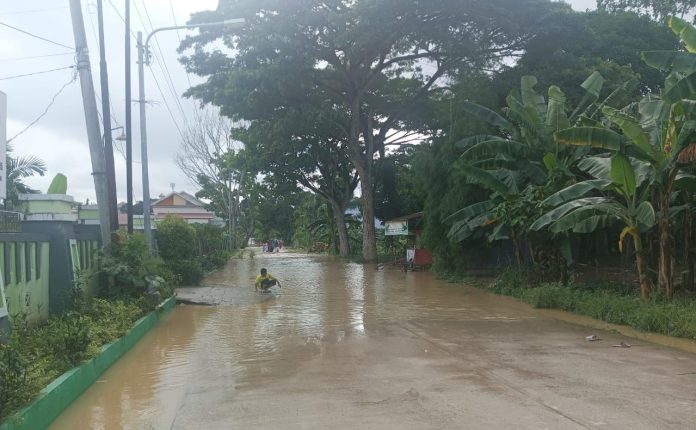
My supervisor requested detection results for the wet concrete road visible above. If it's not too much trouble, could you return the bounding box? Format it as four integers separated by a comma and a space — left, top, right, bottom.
50, 251, 696, 429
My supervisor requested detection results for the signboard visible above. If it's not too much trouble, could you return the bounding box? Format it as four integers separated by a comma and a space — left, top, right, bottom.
0, 91, 6, 200
385, 220, 408, 236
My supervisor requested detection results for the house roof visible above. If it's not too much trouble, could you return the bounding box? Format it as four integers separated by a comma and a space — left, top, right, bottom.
152, 191, 205, 207
385, 212, 424, 223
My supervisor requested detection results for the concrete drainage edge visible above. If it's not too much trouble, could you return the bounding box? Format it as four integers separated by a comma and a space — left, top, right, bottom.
0, 296, 177, 430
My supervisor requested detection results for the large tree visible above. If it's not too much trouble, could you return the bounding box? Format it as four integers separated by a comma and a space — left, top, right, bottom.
181, 0, 566, 261
596, 0, 696, 23
239, 108, 358, 257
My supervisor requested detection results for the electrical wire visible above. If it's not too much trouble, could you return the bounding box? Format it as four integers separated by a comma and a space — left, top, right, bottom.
148, 66, 184, 140
103, 0, 184, 141
0, 65, 75, 81
0, 6, 69, 16
7, 73, 77, 143
0, 21, 74, 50
104, 0, 137, 39
0, 52, 73, 62
168, 0, 192, 89
134, 0, 187, 122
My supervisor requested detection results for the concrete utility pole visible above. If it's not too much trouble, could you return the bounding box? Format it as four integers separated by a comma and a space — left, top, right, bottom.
96, 0, 119, 233
137, 18, 245, 253
125, 0, 133, 233
69, 0, 112, 246
137, 31, 153, 251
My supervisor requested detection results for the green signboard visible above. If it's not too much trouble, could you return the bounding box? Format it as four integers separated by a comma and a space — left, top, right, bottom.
385, 221, 408, 236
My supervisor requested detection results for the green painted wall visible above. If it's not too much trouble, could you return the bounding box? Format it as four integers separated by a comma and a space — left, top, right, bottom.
77, 209, 99, 221
21, 200, 73, 215
2, 241, 50, 323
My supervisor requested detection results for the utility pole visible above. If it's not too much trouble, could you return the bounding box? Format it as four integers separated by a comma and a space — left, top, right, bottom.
136, 19, 245, 253
125, 0, 133, 233
137, 31, 153, 251
69, 0, 111, 246
96, 0, 119, 233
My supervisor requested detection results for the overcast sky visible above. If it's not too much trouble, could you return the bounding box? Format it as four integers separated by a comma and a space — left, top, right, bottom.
1, 0, 595, 202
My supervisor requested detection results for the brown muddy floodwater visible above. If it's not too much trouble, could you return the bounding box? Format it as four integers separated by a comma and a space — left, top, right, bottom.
50, 251, 696, 429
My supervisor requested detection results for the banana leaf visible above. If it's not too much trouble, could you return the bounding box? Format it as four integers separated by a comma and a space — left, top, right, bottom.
458, 164, 514, 197
542, 179, 611, 207
455, 135, 505, 149
530, 197, 611, 231
670, 16, 696, 53
662, 70, 696, 104
460, 101, 514, 134
611, 153, 637, 199
602, 106, 655, 158
554, 127, 624, 151
444, 200, 495, 223
547, 86, 570, 132
642, 51, 696, 73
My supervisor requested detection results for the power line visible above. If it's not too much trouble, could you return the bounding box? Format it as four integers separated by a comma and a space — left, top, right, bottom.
0, 6, 69, 16
0, 21, 74, 50
0, 52, 73, 62
7, 73, 77, 143
104, 0, 137, 39
0, 65, 75, 81
147, 66, 184, 139
134, 0, 188, 122
168, 0, 192, 87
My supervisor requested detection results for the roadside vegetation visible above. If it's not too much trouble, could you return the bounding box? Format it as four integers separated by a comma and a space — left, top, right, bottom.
0, 233, 173, 421
155, 216, 232, 286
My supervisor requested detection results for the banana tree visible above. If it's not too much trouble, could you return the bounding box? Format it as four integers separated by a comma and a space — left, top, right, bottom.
446, 73, 626, 263
553, 17, 696, 297
531, 154, 656, 300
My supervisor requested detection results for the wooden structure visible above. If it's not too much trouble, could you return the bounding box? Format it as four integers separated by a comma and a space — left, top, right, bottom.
384, 212, 433, 270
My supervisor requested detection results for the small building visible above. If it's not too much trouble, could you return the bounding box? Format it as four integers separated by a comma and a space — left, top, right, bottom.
384, 212, 433, 269
151, 191, 215, 224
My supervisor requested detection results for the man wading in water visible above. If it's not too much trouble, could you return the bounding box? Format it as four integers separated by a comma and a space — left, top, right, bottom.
255, 268, 282, 292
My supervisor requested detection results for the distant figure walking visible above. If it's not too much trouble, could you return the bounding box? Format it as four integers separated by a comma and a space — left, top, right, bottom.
255, 268, 281, 292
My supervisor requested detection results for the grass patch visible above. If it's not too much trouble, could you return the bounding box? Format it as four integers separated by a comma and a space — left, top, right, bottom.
480, 268, 696, 340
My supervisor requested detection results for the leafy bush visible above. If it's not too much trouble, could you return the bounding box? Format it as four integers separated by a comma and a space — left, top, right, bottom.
155, 217, 231, 285
98, 231, 173, 300
156, 216, 197, 261
174, 259, 204, 286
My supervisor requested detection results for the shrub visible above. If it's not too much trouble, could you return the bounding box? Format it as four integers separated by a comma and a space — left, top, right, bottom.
170, 259, 204, 286
156, 216, 197, 262
98, 231, 173, 299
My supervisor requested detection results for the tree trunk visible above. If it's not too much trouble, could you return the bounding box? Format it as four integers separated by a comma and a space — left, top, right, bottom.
348, 97, 377, 263
686, 193, 695, 291
511, 232, 522, 267
329, 200, 350, 258
632, 232, 652, 302
658, 183, 674, 298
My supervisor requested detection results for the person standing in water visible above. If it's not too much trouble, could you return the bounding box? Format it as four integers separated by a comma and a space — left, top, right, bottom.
255, 268, 282, 292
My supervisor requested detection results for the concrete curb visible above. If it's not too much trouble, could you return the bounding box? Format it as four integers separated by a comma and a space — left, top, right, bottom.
0, 296, 176, 430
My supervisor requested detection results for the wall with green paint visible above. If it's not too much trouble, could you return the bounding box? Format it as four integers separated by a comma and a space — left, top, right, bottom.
0, 239, 50, 323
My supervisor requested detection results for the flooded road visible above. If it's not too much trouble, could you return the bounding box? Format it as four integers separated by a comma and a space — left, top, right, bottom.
50, 251, 696, 429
